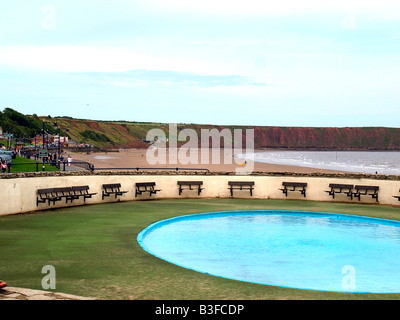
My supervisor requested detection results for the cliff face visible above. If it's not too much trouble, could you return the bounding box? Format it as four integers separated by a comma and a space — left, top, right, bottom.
50, 117, 400, 150
252, 127, 400, 150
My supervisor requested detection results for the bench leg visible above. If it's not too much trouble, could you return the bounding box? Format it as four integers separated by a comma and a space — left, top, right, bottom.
36, 198, 44, 207
347, 192, 353, 200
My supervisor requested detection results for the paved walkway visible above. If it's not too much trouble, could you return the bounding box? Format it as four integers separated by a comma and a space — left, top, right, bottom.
0, 286, 97, 300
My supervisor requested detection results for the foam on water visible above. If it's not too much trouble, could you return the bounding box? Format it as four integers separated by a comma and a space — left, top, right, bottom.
236, 151, 400, 174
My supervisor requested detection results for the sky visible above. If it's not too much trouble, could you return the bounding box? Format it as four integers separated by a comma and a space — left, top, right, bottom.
0, 0, 399, 127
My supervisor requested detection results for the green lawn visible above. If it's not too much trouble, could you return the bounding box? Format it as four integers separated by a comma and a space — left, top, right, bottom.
10, 156, 59, 172
1, 198, 400, 300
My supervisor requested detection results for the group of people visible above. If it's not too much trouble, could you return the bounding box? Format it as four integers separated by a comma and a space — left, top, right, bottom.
31, 153, 72, 166
0, 153, 73, 174
61, 155, 73, 166
1, 144, 20, 157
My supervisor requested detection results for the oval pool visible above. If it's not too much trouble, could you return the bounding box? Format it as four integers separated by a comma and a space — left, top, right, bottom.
137, 210, 400, 293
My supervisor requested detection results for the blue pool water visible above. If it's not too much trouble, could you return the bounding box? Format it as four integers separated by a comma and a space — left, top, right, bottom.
137, 211, 400, 293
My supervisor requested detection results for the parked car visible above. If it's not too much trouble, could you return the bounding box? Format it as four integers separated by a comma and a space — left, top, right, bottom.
0, 150, 12, 163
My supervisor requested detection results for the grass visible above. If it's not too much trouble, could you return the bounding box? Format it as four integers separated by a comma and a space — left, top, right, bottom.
1, 198, 400, 300
10, 156, 59, 172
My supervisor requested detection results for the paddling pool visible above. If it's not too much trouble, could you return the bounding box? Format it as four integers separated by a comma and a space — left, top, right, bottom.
137, 210, 400, 293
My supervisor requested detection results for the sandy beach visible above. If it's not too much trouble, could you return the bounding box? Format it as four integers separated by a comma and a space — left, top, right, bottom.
68, 148, 346, 173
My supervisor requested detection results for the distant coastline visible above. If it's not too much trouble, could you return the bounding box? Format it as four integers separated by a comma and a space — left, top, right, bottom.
1, 108, 399, 151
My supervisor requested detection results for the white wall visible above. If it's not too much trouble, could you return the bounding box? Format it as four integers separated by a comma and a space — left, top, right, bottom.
0, 172, 399, 216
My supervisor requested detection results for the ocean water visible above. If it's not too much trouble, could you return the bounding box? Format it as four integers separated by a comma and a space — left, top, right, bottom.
237, 151, 400, 175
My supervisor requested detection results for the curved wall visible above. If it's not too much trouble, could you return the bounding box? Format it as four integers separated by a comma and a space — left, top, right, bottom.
0, 171, 399, 216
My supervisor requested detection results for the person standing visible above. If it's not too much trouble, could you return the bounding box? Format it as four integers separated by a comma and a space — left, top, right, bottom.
1, 160, 7, 173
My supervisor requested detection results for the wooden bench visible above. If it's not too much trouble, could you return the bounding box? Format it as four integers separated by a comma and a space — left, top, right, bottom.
37, 188, 62, 206
178, 181, 204, 196
71, 185, 97, 202
228, 181, 254, 196
135, 182, 161, 197
280, 182, 307, 197
102, 183, 128, 200
393, 189, 400, 201
53, 187, 76, 204
352, 185, 379, 202
325, 184, 354, 199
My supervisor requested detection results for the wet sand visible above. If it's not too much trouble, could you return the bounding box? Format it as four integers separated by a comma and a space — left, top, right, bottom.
69, 148, 346, 173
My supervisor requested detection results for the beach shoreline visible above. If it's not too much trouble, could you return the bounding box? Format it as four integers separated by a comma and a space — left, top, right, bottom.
68, 148, 349, 174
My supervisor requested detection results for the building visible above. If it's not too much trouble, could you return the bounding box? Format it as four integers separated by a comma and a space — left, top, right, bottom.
53, 135, 69, 144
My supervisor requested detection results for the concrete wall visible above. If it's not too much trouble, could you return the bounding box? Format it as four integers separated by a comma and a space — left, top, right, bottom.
1, 171, 400, 216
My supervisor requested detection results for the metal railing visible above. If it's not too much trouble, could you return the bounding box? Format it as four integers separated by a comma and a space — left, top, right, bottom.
62, 161, 94, 171
4, 161, 95, 173
4, 161, 210, 173
5, 162, 47, 173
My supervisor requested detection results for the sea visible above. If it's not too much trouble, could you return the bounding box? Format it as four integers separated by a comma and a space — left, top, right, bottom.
237, 151, 400, 175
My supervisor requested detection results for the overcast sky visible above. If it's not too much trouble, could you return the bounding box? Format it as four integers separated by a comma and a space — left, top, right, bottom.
1, 0, 399, 126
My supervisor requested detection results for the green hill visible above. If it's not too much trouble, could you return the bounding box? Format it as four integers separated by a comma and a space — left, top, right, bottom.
0, 108, 59, 138
1, 107, 400, 150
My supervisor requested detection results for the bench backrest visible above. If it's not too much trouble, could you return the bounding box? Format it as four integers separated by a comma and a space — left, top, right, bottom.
72, 185, 89, 191
72, 186, 90, 194
53, 187, 72, 194
282, 182, 307, 187
177, 181, 203, 186
354, 185, 379, 191
228, 181, 254, 186
136, 182, 156, 187
328, 184, 353, 189
103, 183, 121, 189
38, 188, 54, 195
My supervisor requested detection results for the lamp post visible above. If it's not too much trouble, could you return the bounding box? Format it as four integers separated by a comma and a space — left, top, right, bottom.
42, 121, 58, 164
57, 126, 69, 168
42, 121, 58, 149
